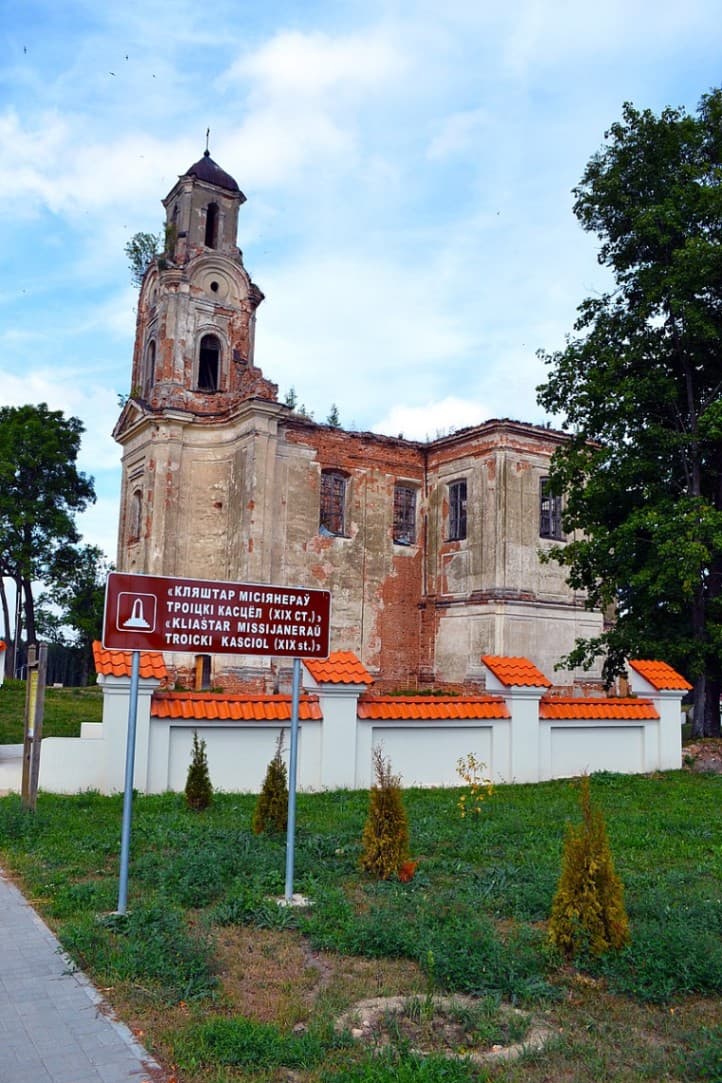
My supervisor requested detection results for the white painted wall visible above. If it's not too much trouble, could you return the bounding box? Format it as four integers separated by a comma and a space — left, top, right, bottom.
34, 668, 685, 795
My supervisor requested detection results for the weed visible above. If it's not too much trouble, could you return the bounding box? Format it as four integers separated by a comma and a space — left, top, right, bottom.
320, 1047, 480, 1081
681, 1025, 722, 1079
171, 1016, 329, 1070
456, 753, 494, 819
61, 899, 217, 1003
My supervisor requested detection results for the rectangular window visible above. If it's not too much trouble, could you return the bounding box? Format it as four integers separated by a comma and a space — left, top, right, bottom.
393, 484, 417, 545
320, 470, 347, 536
540, 477, 563, 540
448, 479, 467, 541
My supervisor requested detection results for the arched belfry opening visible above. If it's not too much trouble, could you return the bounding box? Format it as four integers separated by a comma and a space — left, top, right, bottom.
198, 334, 221, 391
205, 202, 219, 249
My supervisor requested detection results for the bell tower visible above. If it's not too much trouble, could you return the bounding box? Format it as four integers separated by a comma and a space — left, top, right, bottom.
119, 150, 275, 424
114, 151, 280, 579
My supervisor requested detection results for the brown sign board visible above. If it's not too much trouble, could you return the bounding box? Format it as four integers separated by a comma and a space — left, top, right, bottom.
103, 572, 331, 658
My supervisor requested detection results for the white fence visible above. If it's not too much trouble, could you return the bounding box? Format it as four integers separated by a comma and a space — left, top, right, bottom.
36, 659, 684, 795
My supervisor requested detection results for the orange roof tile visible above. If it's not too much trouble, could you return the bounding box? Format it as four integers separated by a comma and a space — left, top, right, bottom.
628, 659, 692, 692
540, 696, 658, 720
151, 692, 322, 721
481, 656, 552, 688
304, 650, 374, 685
358, 695, 510, 720
93, 641, 168, 680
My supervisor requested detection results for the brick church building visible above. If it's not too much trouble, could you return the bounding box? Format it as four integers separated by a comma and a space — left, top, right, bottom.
113, 152, 603, 692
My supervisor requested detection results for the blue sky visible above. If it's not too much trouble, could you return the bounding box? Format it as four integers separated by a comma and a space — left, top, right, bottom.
1, 0, 721, 569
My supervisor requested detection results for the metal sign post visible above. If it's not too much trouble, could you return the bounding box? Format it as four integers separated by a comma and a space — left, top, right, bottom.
102, 572, 331, 914
116, 650, 140, 915
284, 657, 302, 902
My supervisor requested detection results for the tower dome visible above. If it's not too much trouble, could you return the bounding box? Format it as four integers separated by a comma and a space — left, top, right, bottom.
184, 150, 240, 193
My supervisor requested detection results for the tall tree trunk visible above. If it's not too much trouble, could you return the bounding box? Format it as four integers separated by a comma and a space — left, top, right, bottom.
0, 577, 14, 678
704, 677, 721, 738
22, 576, 36, 648
692, 674, 706, 739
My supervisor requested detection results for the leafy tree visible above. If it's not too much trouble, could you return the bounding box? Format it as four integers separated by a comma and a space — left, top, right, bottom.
283, 387, 299, 410
125, 230, 161, 288
0, 404, 95, 653
326, 403, 341, 427
537, 89, 722, 736
39, 544, 112, 684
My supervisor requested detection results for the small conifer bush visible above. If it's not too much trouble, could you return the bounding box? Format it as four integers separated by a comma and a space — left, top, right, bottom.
549, 775, 630, 959
360, 747, 410, 879
252, 734, 289, 835
185, 731, 213, 811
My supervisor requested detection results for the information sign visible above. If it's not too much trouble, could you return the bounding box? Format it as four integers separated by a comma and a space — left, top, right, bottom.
103, 572, 331, 658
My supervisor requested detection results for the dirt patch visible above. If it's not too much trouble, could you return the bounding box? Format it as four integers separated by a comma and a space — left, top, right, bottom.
211, 925, 425, 1027
335, 994, 554, 1065
683, 739, 722, 773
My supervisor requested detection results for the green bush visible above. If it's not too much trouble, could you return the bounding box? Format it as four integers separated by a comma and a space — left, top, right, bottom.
549, 776, 629, 960
185, 731, 213, 811
252, 734, 289, 834
360, 747, 410, 879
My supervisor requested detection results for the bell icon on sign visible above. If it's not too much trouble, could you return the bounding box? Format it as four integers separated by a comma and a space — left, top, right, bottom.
123, 597, 151, 630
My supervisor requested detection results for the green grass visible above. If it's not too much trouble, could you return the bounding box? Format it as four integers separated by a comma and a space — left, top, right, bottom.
1, 772, 722, 1081
0, 678, 102, 742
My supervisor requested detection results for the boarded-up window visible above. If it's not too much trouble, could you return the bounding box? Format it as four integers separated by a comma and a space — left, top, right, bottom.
198, 334, 220, 391
540, 477, 563, 540
393, 484, 416, 545
145, 339, 156, 394
320, 470, 347, 536
128, 489, 142, 541
448, 479, 467, 541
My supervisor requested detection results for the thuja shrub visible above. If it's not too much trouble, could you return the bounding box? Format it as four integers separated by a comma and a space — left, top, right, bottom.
185, 731, 213, 811
549, 775, 630, 960
360, 747, 410, 880
252, 734, 289, 835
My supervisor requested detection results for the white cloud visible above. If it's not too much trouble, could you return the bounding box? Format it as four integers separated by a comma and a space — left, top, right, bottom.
427, 108, 488, 160
222, 28, 404, 103
372, 397, 489, 441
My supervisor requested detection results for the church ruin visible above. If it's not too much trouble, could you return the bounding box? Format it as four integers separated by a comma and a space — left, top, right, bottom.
113, 152, 603, 692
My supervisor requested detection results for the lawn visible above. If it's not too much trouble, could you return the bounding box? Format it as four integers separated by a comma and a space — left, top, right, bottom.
1, 767, 722, 1082
0, 677, 102, 742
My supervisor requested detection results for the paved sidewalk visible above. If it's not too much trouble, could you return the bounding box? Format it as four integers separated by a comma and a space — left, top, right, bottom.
0, 870, 165, 1082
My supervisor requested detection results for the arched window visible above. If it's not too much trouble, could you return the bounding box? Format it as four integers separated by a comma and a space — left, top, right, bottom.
197, 334, 220, 391
204, 202, 219, 248
128, 489, 142, 541
145, 339, 156, 394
